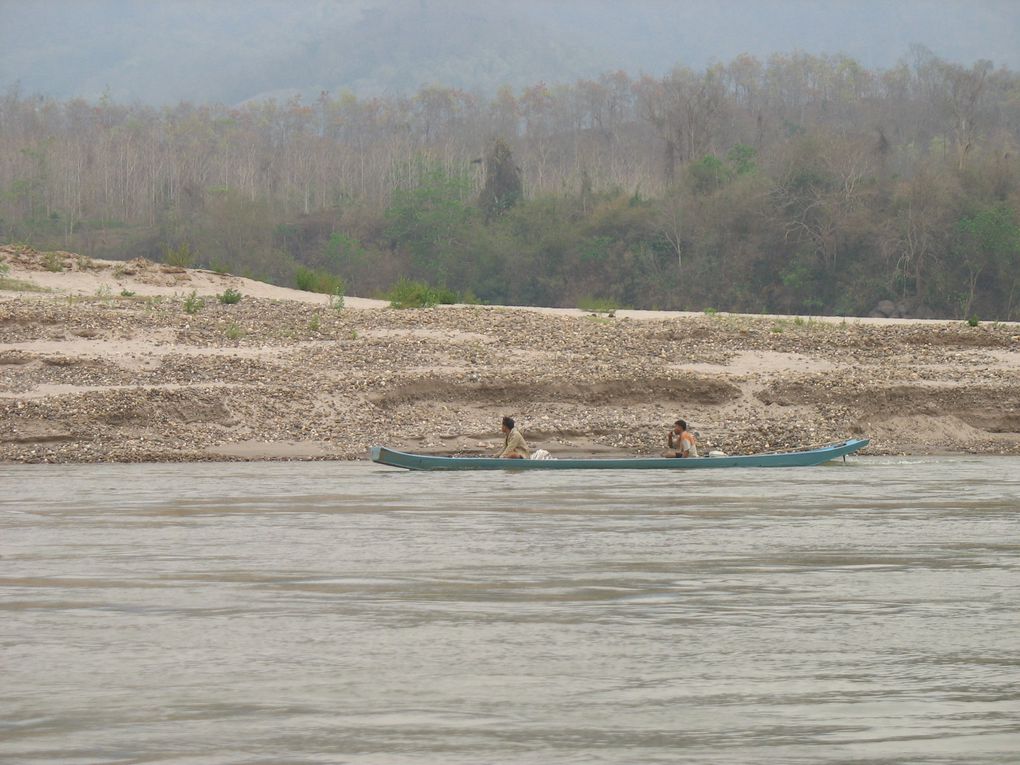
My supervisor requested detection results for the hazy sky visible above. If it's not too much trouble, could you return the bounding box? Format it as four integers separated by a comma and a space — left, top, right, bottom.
2, 0, 1019, 104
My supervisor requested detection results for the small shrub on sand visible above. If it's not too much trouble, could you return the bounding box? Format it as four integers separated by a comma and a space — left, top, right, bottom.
164, 243, 195, 268
183, 290, 204, 314
43, 252, 65, 272
577, 296, 620, 315
0, 260, 41, 291
296, 267, 345, 296
385, 278, 457, 308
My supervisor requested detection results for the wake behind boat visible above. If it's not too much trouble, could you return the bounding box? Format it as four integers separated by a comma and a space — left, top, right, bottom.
369, 439, 869, 471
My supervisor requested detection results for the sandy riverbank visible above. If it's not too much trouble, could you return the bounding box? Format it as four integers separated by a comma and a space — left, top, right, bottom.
2, 245, 1019, 463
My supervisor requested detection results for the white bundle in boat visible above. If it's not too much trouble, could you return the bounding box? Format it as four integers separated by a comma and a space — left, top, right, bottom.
530, 449, 554, 460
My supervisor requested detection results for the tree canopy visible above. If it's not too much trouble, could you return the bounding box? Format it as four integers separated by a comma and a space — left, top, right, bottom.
2, 50, 1019, 319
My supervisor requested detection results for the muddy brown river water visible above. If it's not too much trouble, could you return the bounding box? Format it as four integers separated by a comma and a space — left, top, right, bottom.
2, 456, 1018, 764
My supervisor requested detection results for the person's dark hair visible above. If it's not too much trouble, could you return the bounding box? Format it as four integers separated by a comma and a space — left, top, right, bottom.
502, 416, 515, 430
676, 419, 687, 430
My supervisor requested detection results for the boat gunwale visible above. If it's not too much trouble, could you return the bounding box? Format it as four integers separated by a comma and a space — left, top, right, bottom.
369, 439, 869, 471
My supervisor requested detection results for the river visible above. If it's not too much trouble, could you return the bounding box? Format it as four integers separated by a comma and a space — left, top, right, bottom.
2, 456, 1018, 764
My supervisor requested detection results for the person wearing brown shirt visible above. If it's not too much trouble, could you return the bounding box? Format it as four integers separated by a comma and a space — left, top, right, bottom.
497, 416, 530, 459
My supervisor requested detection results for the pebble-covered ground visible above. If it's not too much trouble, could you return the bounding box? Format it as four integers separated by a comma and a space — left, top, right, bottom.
2, 247, 1019, 463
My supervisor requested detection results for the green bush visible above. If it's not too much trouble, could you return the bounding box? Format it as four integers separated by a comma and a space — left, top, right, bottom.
434, 286, 459, 304
385, 278, 459, 308
164, 243, 195, 268
0, 259, 40, 291
182, 290, 204, 314
577, 295, 621, 314
217, 288, 243, 304
295, 266, 345, 296
43, 251, 65, 272
458, 289, 483, 305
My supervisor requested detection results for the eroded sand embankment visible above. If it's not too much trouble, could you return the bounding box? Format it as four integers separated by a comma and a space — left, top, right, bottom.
2, 246, 1019, 463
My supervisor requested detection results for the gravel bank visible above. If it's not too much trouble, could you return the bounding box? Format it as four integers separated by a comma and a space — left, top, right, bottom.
3, 246, 1019, 463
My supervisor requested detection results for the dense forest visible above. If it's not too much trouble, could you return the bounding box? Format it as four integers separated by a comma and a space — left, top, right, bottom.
2, 48, 1020, 319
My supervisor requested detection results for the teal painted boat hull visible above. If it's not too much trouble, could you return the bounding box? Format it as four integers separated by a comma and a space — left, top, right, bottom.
369, 439, 869, 471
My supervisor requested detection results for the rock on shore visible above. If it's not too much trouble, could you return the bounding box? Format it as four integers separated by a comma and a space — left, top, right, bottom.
2, 245, 1019, 463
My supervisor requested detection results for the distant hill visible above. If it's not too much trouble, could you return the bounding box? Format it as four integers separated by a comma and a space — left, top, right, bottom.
2, 0, 1019, 105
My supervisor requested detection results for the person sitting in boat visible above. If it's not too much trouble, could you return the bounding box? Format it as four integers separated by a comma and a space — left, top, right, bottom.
664, 419, 698, 458
498, 416, 531, 459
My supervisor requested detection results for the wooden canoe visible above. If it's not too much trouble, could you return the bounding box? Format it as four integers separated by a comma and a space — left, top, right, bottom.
369, 439, 869, 471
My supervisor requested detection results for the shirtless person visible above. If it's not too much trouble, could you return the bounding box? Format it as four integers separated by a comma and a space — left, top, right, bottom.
497, 416, 530, 459
663, 419, 698, 458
